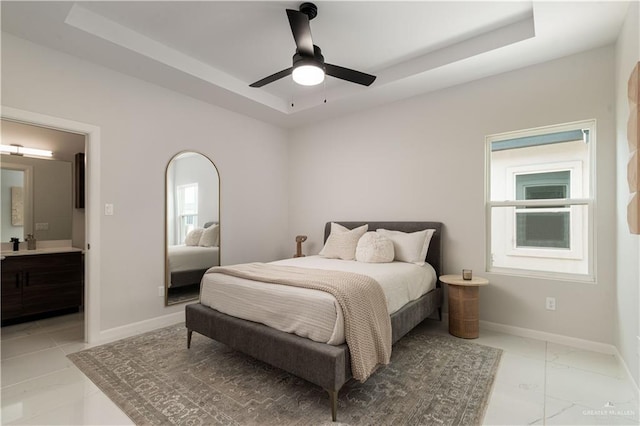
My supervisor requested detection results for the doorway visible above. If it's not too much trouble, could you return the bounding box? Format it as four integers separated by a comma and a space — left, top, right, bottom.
1, 106, 101, 343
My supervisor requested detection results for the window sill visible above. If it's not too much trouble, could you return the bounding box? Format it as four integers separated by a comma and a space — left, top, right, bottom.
486, 267, 595, 284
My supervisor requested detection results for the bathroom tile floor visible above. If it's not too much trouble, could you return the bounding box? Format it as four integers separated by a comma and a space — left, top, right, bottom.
1, 313, 638, 425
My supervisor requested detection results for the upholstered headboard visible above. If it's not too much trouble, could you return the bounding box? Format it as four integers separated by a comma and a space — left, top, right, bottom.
323, 221, 444, 280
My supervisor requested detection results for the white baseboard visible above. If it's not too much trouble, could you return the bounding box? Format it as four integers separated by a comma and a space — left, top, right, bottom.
473, 317, 639, 395
613, 347, 640, 399
94, 311, 184, 346
478, 318, 617, 354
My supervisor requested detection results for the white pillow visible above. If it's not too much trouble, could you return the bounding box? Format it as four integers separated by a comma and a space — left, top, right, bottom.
199, 224, 220, 247
184, 228, 204, 246
319, 223, 368, 260
355, 232, 395, 263
376, 228, 435, 265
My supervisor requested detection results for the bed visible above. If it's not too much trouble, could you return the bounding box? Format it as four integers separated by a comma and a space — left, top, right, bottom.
185, 221, 443, 421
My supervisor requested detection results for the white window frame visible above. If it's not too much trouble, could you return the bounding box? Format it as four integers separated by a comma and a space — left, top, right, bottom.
485, 119, 596, 282
505, 161, 583, 260
176, 183, 198, 244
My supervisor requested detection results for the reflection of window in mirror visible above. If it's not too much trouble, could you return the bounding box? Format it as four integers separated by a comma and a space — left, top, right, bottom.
177, 183, 198, 244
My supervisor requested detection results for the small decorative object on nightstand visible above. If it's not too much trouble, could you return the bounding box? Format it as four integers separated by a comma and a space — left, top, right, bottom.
294, 235, 307, 258
439, 274, 489, 339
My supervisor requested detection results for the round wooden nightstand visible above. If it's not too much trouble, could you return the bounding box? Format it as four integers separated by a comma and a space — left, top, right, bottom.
439, 274, 489, 339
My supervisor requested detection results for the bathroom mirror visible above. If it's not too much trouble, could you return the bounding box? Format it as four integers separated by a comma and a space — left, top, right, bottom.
1, 157, 72, 243
1, 163, 33, 242
165, 151, 220, 305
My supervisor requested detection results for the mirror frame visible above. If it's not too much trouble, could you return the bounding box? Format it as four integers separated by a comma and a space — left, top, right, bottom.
164, 150, 220, 306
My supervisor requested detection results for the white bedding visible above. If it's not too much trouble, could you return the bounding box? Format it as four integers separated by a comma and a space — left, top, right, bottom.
199, 256, 436, 345
168, 245, 219, 273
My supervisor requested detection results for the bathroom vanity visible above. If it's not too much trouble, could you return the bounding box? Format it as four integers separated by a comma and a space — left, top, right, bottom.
1, 248, 83, 325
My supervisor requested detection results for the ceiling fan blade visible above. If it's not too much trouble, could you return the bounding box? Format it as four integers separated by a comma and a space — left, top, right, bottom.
249, 68, 293, 88
325, 63, 376, 86
286, 9, 314, 57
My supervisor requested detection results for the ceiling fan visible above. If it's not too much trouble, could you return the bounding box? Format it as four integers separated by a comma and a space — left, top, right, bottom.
249, 2, 376, 88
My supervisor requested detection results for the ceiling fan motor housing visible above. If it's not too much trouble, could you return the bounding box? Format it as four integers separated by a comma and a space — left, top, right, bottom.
293, 45, 325, 70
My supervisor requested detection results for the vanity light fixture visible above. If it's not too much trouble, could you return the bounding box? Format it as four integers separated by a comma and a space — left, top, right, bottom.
0, 144, 53, 158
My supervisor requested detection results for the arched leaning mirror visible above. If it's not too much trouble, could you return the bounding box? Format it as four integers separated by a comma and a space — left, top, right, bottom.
165, 151, 220, 306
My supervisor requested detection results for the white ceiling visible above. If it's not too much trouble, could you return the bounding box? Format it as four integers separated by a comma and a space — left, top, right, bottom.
0, 1, 631, 128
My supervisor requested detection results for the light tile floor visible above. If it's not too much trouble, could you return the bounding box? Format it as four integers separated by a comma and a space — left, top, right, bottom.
1, 313, 638, 425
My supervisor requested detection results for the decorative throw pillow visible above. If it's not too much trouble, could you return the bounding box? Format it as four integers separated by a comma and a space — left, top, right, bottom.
376, 228, 435, 265
319, 223, 368, 260
199, 224, 220, 247
355, 232, 395, 263
185, 228, 204, 246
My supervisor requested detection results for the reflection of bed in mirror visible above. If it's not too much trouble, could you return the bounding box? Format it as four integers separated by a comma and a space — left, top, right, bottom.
168, 245, 220, 287
167, 221, 220, 303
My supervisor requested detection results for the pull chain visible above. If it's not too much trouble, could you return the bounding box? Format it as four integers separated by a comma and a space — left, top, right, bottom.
290, 76, 295, 108
323, 78, 327, 104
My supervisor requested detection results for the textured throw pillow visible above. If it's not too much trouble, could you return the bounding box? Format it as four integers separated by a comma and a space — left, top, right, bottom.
199, 224, 220, 247
376, 228, 435, 265
355, 232, 395, 263
319, 223, 368, 260
184, 228, 204, 246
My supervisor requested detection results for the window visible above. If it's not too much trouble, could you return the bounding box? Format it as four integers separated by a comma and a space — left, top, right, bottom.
515, 171, 570, 249
486, 120, 595, 280
176, 183, 198, 243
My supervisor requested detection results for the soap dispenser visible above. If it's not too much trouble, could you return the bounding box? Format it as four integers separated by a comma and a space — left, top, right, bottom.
26, 234, 36, 250
10, 237, 20, 251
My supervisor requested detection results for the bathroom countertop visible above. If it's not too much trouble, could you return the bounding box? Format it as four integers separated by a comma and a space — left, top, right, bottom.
1, 247, 83, 258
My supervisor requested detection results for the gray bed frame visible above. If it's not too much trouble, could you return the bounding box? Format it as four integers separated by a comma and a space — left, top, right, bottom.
185, 221, 444, 421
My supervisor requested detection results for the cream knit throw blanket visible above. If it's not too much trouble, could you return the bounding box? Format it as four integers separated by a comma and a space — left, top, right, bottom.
206, 263, 392, 382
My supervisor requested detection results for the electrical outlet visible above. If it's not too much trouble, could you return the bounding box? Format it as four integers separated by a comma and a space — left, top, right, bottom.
35, 222, 49, 230
104, 203, 114, 216
158, 286, 164, 297
546, 297, 556, 311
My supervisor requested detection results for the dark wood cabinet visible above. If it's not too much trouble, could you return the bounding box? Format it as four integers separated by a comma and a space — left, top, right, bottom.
1, 252, 83, 324
1, 258, 23, 321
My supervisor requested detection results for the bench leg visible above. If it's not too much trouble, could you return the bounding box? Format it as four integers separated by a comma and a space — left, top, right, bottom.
327, 389, 338, 422
187, 329, 193, 349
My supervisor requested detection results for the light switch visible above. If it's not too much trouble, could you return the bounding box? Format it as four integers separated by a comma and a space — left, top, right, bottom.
35, 223, 49, 230
104, 203, 114, 216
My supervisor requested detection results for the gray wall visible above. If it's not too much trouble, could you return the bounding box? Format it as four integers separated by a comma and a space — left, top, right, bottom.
2, 33, 290, 331
288, 46, 617, 345
614, 0, 639, 387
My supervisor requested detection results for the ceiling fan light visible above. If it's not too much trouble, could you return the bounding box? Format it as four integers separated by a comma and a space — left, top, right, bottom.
292, 64, 325, 86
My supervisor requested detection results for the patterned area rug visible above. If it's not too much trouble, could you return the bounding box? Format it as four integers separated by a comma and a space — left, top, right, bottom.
68, 321, 502, 425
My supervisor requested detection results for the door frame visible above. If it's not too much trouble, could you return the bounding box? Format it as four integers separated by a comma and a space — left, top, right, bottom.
1, 106, 101, 343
